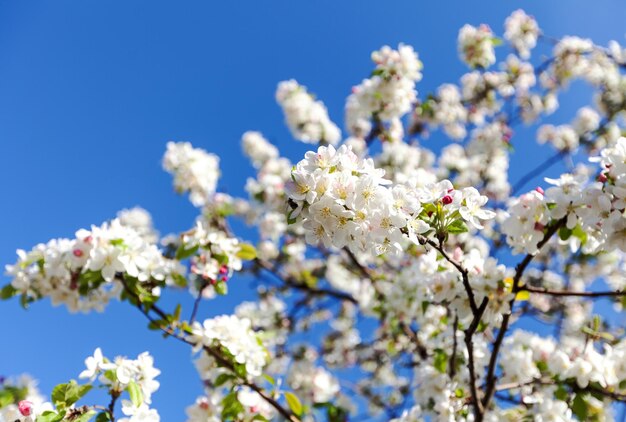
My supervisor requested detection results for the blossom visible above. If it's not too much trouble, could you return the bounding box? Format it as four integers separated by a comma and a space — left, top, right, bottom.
162, 141, 220, 207
346, 44, 422, 137
459, 187, 496, 229
79, 348, 116, 380
191, 314, 267, 377
458, 24, 497, 68
504, 9, 539, 59
276, 80, 341, 145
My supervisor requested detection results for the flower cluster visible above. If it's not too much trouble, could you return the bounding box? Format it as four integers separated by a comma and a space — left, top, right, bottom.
5, 213, 184, 312
504, 9, 539, 59
8, 9, 626, 422
276, 79, 341, 145
190, 314, 267, 378
287, 144, 495, 256
345, 44, 422, 137
504, 137, 626, 255
241, 131, 279, 169
458, 24, 497, 69
171, 218, 245, 297
287, 360, 340, 404
163, 141, 221, 207
79, 348, 161, 408
0, 375, 52, 422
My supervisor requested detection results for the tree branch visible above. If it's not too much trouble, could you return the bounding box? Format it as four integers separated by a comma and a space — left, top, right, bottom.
116, 275, 301, 422
481, 217, 566, 411
521, 286, 626, 297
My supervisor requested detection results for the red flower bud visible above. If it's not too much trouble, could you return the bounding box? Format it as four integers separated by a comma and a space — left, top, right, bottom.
18, 400, 33, 417
442, 195, 453, 205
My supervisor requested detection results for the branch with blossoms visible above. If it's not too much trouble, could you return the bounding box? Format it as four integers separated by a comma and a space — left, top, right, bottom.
8, 7, 626, 422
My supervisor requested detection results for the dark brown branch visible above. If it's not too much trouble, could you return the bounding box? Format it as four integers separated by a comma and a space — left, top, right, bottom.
116, 275, 301, 422
521, 286, 626, 298
449, 314, 459, 379
189, 282, 208, 324
464, 332, 484, 417
257, 260, 358, 304
481, 217, 566, 412
510, 150, 567, 196
107, 390, 120, 421
417, 235, 489, 418
421, 237, 479, 314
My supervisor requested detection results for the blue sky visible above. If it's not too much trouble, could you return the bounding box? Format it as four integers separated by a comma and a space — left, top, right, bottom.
1, 0, 626, 419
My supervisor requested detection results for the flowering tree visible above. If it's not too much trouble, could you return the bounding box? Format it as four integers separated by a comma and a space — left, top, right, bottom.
5, 8, 626, 422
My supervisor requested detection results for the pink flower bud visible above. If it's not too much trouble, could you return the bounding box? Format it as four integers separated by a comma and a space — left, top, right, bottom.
18, 400, 33, 417
534, 222, 545, 232
535, 187, 544, 195
73, 249, 84, 257
219, 265, 228, 275
598, 173, 608, 183
442, 195, 453, 205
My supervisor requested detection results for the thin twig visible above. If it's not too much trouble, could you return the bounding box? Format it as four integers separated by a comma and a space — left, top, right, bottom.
521, 286, 626, 297
510, 150, 567, 196
116, 275, 301, 422
481, 217, 566, 412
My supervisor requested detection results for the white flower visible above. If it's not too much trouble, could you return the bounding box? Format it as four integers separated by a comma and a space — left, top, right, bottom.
458, 24, 496, 68
119, 401, 160, 422
276, 80, 341, 145
504, 10, 539, 59
459, 187, 496, 229
79, 348, 115, 381
162, 141, 220, 207
191, 315, 267, 377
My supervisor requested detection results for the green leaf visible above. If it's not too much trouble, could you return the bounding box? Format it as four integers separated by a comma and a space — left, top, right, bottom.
109, 238, 125, 247
95, 412, 113, 422
221, 391, 244, 419
447, 219, 468, 234
572, 224, 588, 246
127, 380, 143, 408
536, 360, 548, 372
262, 374, 275, 386
214, 280, 228, 295
172, 303, 182, 322
236, 243, 257, 261
73, 410, 97, 422
171, 273, 188, 288
284, 392, 303, 417
571, 393, 588, 421
0, 385, 28, 408
558, 226, 572, 241
433, 349, 448, 374
0, 390, 13, 408
554, 385, 568, 401
175, 244, 199, 260
51, 381, 92, 411
36, 411, 64, 422
491, 37, 503, 46
213, 373, 234, 387
0, 284, 17, 300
